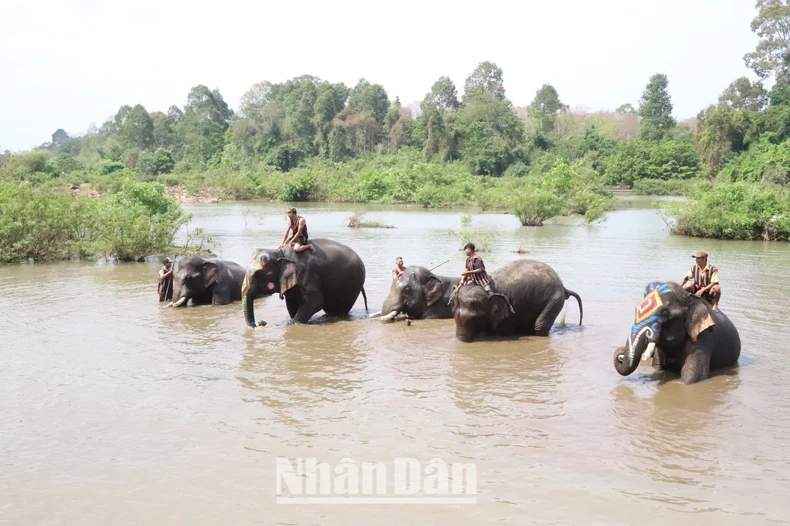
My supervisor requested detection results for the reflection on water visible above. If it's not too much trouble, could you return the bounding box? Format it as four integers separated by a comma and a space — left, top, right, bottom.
1, 201, 790, 524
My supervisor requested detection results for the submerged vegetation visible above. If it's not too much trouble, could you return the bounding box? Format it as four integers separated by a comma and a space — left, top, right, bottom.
2, 2, 790, 247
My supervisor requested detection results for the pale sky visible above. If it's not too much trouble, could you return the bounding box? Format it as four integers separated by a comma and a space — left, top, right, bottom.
0, 0, 759, 151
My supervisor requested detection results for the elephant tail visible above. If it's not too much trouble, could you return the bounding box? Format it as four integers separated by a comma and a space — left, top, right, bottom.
565, 288, 583, 326
361, 287, 369, 311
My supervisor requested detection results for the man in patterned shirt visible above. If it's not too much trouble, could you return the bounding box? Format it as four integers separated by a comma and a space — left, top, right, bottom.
681, 250, 721, 312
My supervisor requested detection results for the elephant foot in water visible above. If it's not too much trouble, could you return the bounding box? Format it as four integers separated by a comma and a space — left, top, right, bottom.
257, 320, 267, 327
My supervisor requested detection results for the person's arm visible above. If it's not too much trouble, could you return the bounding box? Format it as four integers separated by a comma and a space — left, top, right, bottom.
681, 269, 693, 285
279, 221, 290, 247
461, 259, 484, 277
392, 269, 398, 280
159, 269, 171, 281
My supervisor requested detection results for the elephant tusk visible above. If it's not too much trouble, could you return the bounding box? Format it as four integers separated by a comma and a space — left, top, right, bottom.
641, 342, 656, 362
369, 311, 382, 319
171, 297, 188, 308
617, 353, 625, 364
165, 301, 174, 307
380, 310, 399, 322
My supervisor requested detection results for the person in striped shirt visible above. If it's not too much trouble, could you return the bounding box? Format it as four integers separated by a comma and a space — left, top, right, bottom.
461, 243, 493, 295
681, 250, 721, 312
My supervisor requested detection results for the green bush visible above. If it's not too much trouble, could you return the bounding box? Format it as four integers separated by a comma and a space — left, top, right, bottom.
509, 189, 563, 226
664, 181, 790, 241
137, 148, 175, 175
97, 160, 127, 175
0, 180, 189, 262
606, 139, 702, 187
719, 137, 790, 183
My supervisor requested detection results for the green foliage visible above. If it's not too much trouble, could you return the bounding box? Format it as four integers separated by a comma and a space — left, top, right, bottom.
137, 148, 175, 175
45, 153, 83, 177
744, 0, 790, 80
639, 73, 676, 141
665, 181, 790, 241
632, 178, 713, 196
719, 77, 769, 111
719, 137, 790, 182
507, 160, 612, 225
606, 139, 701, 187
99, 182, 189, 261
97, 160, 126, 175
463, 61, 505, 101
529, 84, 568, 133
454, 93, 526, 175
0, 181, 188, 262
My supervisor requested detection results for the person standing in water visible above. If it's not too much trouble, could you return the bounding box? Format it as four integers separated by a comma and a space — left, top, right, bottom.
158, 257, 174, 302
279, 207, 315, 253
461, 243, 493, 295
681, 250, 721, 311
392, 256, 405, 280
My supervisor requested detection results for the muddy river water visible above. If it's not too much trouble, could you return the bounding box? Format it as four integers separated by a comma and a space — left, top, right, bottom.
2, 198, 790, 524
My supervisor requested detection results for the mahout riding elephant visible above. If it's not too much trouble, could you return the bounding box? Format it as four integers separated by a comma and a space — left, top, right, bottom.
168, 256, 246, 307
242, 238, 367, 326
451, 259, 583, 342
378, 266, 460, 321
613, 281, 740, 385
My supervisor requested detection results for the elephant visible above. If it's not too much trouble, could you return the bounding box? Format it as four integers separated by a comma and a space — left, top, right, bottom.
242, 238, 368, 327
168, 256, 246, 307
451, 259, 583, 342
613, 281, 741, 385
378, 266, 460, 321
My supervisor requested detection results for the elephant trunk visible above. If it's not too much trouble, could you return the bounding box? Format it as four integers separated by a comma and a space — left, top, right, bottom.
614, 326, 659, 376
243, 290, 256, 328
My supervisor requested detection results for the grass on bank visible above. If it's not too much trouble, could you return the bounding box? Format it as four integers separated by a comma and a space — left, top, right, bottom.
346, 212, 395, 229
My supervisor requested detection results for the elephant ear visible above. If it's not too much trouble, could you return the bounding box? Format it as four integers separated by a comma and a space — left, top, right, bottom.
685, 298, 715, 342
202, 262, 219, 288
279, 259, 300, 296
489, 293, 515, 328
424, 276, 444, 307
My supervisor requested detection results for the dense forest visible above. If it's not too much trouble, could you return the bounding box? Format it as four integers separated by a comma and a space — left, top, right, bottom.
1, 0, 790, 262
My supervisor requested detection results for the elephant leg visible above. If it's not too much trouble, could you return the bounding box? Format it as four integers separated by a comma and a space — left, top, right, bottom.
285, 295, 299, 319
533, 300, 564, 336
292, 290, 324, 324
681, 344, 710, 385
212, 291, 230, 306
652, 347, 665, 371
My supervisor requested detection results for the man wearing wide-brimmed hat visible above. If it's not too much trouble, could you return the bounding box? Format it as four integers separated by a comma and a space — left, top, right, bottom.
680, 250, 721, 312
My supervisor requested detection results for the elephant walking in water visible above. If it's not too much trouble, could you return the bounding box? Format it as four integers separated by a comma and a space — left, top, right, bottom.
378, 266, 461, 321
614, 282, 740, 384
242, 238, 368, 326
451, 259, 583, 342
168, 256, 246, 307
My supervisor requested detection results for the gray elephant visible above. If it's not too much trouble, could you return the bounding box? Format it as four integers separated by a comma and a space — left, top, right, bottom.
168, 256, 246, 307
614, 281, 740, 384
378, 266, 460, 321
242, 238, 367, 326
451, 259, 583, 342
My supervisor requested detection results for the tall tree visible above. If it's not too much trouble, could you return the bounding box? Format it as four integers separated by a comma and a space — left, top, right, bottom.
424, 76, 460, 111
463, 61, 505, 101
639, 73, 676, 141
347, 79, 389, 124
529, 84, 568, 132
180, 85, 233, 163
114, 104, 154, 151
454, 93, 525, 175
744, 0, 790, 81
719, 76, 769, 111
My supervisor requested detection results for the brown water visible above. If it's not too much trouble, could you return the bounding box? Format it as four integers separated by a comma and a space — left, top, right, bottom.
2, 199, 790, 525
